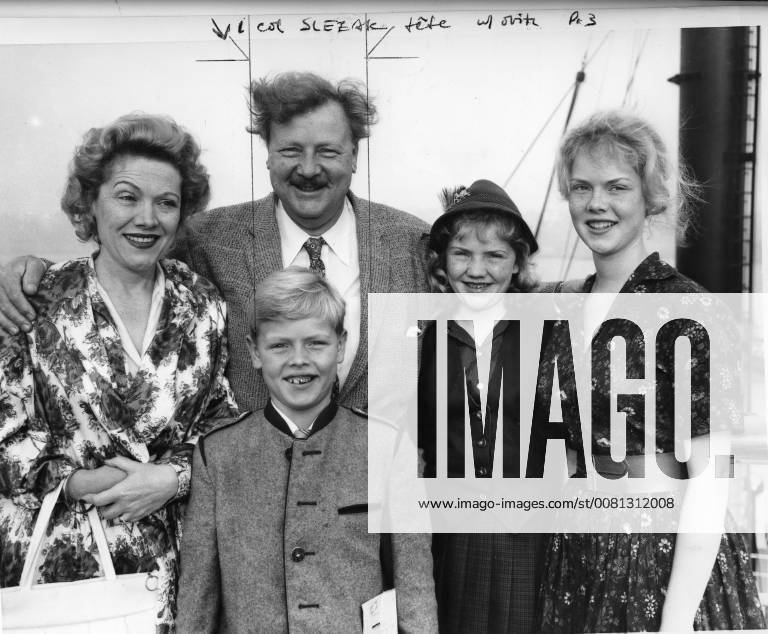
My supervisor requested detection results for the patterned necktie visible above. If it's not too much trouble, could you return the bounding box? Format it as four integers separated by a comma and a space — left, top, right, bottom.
303, 237, 326, 277
293, 428, 311, 440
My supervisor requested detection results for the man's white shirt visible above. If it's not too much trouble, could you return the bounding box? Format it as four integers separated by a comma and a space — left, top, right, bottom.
275, 197, 361, 387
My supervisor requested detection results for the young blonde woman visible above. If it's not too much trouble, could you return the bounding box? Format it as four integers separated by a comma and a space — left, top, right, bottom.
538, 111, 765, 632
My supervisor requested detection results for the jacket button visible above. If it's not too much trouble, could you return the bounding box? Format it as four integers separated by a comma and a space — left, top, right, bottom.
476, 467, 488, 477
285, 446, 293, 460
475, 437, 487, 448
291, 547, 305, 562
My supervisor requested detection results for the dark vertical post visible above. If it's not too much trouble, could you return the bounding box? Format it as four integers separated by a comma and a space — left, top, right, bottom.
670, 27, 750, 292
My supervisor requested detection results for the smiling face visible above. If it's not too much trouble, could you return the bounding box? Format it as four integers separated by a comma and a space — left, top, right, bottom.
266, 101, 358, 235
247, 317, 346, 426
567, 148, 648, 263
92, 155, 182, 280
444, 225, 518, 294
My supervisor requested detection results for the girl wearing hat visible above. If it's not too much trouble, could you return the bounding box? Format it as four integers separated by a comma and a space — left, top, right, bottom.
418, 179, 543, 634
537, 111, 765, 632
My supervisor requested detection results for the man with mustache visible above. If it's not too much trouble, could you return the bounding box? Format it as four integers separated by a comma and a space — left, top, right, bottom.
0, 72, 430, 411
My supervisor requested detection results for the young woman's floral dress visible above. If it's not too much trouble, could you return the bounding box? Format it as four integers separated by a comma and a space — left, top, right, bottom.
0, 257, 238, 631
538, 253, 766, 632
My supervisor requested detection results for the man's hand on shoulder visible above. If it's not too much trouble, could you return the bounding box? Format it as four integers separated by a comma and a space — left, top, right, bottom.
0, 256, 48, 336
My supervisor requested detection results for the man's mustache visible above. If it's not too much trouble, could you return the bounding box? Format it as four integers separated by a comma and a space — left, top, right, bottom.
289, 174, 329, 189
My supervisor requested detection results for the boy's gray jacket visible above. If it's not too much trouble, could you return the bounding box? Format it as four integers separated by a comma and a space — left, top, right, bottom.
176, 407, 438, 633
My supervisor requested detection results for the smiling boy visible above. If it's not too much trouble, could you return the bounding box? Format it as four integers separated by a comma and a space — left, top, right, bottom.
176, 267, 437, 633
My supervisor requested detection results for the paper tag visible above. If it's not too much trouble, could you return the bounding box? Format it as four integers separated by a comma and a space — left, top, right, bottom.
362, 588, 397, 633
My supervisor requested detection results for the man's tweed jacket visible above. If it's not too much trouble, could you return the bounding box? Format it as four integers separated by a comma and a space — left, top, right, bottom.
175, 192, 430, 411
176, 405, 439, 633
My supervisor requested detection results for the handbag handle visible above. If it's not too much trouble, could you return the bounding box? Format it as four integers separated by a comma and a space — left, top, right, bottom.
18, 480, 117, 590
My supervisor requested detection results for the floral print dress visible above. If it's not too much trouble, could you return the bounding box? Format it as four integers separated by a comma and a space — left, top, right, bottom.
538, 253, 766, 632
0, 257, 238, 631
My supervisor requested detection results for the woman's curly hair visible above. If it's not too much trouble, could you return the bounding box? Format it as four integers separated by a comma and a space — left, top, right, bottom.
61, 113, 210, 242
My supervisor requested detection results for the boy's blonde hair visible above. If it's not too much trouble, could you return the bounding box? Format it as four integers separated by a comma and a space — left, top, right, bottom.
250, 267, 346, 339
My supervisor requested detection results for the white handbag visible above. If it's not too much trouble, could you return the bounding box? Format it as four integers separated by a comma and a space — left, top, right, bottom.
1, 481, 159, 633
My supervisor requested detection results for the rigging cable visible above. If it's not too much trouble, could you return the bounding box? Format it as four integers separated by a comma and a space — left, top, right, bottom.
533, 67, 586, 238
502, 33, 613, 191
621, 30, 650, 108
501, 84, 575, 189
531, 31, 613, 239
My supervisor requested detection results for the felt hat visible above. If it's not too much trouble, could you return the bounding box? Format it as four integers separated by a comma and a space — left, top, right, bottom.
430, 179, 538, 254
